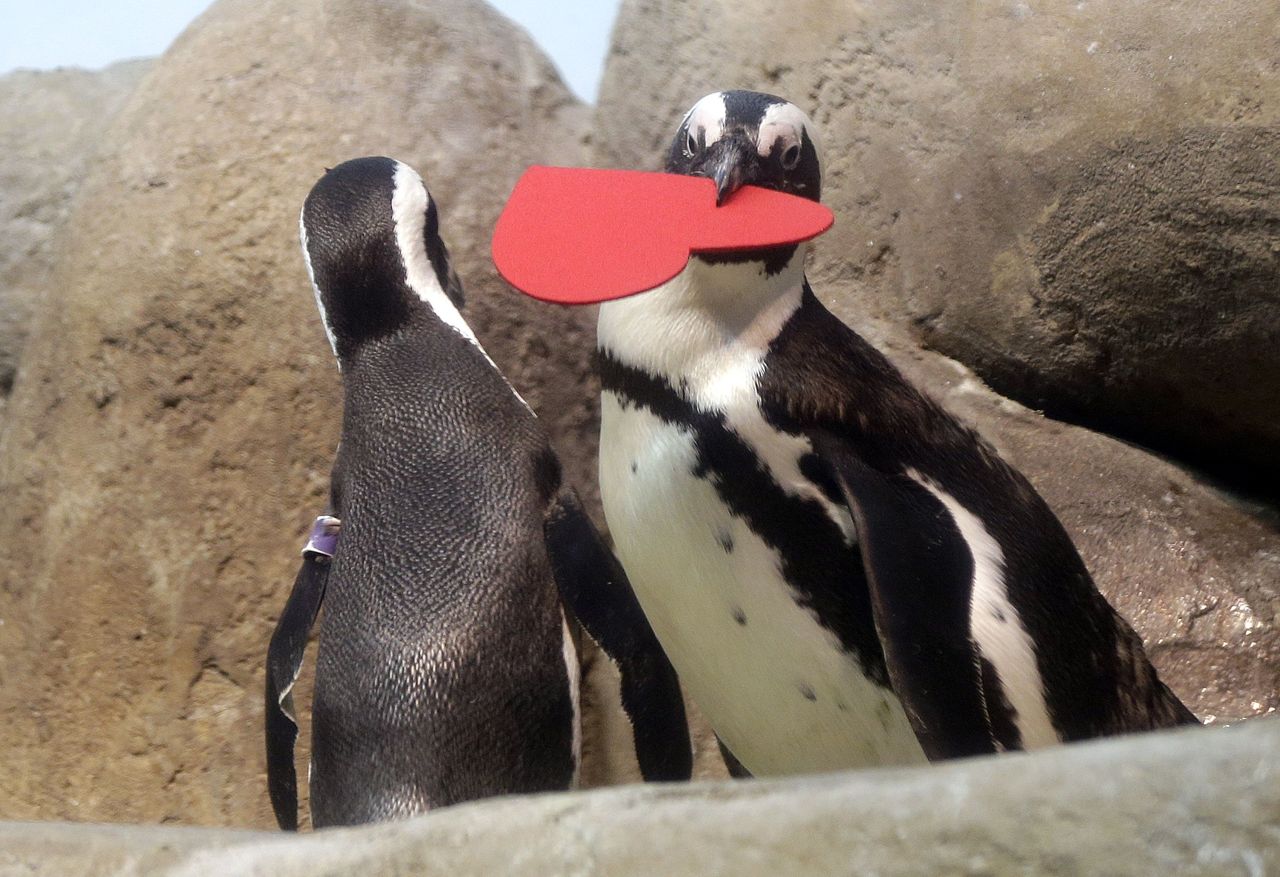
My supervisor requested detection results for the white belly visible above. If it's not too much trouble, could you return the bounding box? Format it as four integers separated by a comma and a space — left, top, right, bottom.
600, 393, 927, 776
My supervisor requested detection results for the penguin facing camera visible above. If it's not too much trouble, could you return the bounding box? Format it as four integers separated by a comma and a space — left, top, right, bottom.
595, 91, 1198, 777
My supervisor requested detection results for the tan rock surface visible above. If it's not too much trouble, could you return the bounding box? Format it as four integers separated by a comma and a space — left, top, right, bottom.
596, 0, 1280, 490
0, 61, 152, 409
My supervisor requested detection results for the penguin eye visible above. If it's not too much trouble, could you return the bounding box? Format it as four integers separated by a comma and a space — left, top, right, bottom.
685, 130, 699, 157
781, 142, 801, 170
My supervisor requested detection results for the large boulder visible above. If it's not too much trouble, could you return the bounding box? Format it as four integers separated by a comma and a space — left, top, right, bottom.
593, 0, 1280, 724
0, 719, 1276, 875
595, 0, 1280, 492
0, 0, 612, 828
0, 61, 151, 410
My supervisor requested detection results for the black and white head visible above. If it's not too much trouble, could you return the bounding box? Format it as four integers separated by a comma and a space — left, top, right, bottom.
667, 90, 823, 206
299, 156, 467, 366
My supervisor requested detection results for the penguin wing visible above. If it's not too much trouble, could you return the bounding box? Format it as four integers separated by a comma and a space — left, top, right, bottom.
544, 487, 693, 781
809, 430, 1000, 759
264, 551, 330, 830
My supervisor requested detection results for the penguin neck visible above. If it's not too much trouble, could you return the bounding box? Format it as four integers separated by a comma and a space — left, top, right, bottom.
335, 306, 532, 412
598, 248, 806, 386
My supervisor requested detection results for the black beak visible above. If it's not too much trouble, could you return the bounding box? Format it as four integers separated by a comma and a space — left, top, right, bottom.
707, 135, 757, 206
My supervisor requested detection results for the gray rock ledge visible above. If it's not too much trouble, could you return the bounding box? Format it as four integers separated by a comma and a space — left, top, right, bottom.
2, 719, 1277, 876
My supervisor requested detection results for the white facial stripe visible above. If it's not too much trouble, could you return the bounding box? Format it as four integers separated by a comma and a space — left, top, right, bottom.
391, 162, 480, 346
685, 92, 728, 147
759, 101, 822, 173
911, 473, 1060, 750
389, 162, 531, 412
299, 207, 340, 366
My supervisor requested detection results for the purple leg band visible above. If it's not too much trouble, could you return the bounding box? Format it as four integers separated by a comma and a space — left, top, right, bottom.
303, 515, 341, 558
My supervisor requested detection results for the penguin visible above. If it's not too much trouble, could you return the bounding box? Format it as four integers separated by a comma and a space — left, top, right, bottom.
265, 156, 690, 830
595, 91, 1197, 777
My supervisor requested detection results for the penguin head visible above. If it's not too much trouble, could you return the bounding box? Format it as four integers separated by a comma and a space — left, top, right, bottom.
666, 91, 823, 206
299, 156, 465, 365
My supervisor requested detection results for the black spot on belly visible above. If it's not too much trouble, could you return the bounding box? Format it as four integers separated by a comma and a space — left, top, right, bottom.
717, 528, 734, 553
994, 608, 1006, 623
875, 698, 893, 729
798, 683, 818, 702
630, 461, 638, 474
732, 606, 748, 626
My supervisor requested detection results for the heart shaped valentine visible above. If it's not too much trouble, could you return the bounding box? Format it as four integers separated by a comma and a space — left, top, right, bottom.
491, 166, 834, 305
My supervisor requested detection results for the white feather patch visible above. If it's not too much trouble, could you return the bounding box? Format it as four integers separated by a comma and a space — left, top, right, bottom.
911, 473, 1060, 749
389, 162, 530, 411
390, 162, 480, 347
683, 91, 728, 148
299, 206, 339, 364
561, 613, 582, 788
758, 101, 823, 176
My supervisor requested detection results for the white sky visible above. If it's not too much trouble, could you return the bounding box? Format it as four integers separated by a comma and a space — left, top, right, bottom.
0, 0, 621, 102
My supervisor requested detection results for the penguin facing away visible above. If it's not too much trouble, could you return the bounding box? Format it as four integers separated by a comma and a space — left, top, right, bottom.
265, 157, 690, 830
595, 91, 1197, 776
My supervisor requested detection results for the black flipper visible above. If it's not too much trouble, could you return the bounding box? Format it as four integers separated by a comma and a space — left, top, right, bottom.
809, 430, 998, 760
265, 528, 334, 830
544, 488, 693, 781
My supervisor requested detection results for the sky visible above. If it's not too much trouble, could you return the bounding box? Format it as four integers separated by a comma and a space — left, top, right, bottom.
0, 0, 621, 102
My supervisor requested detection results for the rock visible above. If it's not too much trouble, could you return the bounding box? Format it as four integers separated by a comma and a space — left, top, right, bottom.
1, 719, 1277, 876
593, 0, 1280, 723
595, 0, 1280, 492
0, 61, 151, 409
0, 0, 612, 828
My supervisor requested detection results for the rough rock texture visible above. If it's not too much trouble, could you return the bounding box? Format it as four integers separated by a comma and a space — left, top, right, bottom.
0, 61, 152, 410
594, 0, 1280, 724
596, 0, 1280, 492
2, 720, 1278, 876
0, 0, 633, 829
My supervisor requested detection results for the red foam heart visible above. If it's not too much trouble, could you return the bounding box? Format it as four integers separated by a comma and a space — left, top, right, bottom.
491, 166, 834, 305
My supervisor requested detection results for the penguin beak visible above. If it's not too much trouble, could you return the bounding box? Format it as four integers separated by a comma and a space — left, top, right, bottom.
707, 135, 757, 206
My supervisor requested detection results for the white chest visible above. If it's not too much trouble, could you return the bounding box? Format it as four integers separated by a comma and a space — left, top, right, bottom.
598, 392, 926, 776
596, 262, 926, 774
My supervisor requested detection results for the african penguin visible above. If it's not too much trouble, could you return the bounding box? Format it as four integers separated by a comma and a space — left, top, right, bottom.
596, 91, 1197, 776
265, 157, 690, 830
